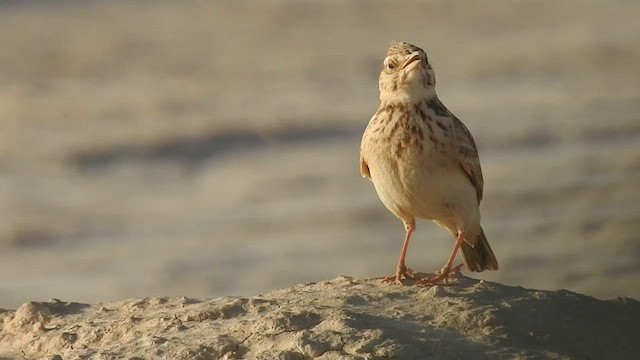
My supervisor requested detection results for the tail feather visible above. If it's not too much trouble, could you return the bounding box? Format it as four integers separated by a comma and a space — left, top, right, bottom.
461, 228, 498, 272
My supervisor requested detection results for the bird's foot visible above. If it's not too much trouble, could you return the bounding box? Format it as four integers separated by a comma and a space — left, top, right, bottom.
381, 264, 415, 285
416, 263, 463, 286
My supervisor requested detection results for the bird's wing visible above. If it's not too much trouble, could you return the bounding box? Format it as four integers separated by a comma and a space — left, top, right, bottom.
451, 116, 484, 202
360, 155, 371, 179
360, 114, 376, 180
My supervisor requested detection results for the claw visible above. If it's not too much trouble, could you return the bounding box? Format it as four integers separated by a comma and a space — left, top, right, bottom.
381, 265, 414, 285
416, 263, 463, 286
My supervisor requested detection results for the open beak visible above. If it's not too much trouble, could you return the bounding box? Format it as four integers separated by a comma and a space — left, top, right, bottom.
402, 52, 422, 72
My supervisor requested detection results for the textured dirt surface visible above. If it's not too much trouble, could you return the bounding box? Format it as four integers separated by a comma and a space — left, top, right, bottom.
1, 275, 638, 360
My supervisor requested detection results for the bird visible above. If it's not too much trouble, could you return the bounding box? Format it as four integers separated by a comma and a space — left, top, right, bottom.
359, 42, 498, 285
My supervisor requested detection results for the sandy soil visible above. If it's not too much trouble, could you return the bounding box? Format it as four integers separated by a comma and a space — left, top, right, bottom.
1, 275, 639, 359
0, 0, 639, 310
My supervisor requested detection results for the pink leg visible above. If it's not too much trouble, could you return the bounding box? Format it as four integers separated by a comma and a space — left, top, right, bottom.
417, 230, 466, 285
382, 221, 415, 285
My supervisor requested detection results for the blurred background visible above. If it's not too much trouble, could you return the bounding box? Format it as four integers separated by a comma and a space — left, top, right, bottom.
1, 0, 639, 309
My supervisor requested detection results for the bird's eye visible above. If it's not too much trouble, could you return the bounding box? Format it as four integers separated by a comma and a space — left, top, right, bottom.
386, 61, 396, 70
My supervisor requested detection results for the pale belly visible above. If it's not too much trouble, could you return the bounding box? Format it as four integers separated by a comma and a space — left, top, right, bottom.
368, 152, 480, 233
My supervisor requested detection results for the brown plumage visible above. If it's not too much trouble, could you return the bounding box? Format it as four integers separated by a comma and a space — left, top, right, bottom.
360, 42, 498, 285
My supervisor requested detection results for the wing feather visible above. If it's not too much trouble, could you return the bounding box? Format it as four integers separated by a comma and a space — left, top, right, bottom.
451, 116, 484, 202
360, 155, 371, 179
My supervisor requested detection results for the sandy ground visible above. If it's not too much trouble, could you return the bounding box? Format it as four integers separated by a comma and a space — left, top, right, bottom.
1, 275, 639, 359
0, 0, 639, 311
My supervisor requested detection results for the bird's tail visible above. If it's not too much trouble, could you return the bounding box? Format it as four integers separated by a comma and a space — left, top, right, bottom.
460, 227, 498, 272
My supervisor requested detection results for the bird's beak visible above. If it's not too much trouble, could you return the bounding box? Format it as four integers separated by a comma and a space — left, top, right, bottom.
402, 52, 422, 72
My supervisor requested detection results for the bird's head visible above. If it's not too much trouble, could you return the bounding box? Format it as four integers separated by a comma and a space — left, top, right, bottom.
378, 42, 436, 103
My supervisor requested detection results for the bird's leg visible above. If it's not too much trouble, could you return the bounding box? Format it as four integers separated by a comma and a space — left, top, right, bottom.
417, 230, 466, 285
382, 220, 415, 285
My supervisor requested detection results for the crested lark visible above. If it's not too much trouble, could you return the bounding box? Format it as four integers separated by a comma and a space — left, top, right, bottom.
360, 42, 498, 285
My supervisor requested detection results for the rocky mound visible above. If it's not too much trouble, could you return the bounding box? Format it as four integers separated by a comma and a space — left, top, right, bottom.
1, 275, 638, 359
